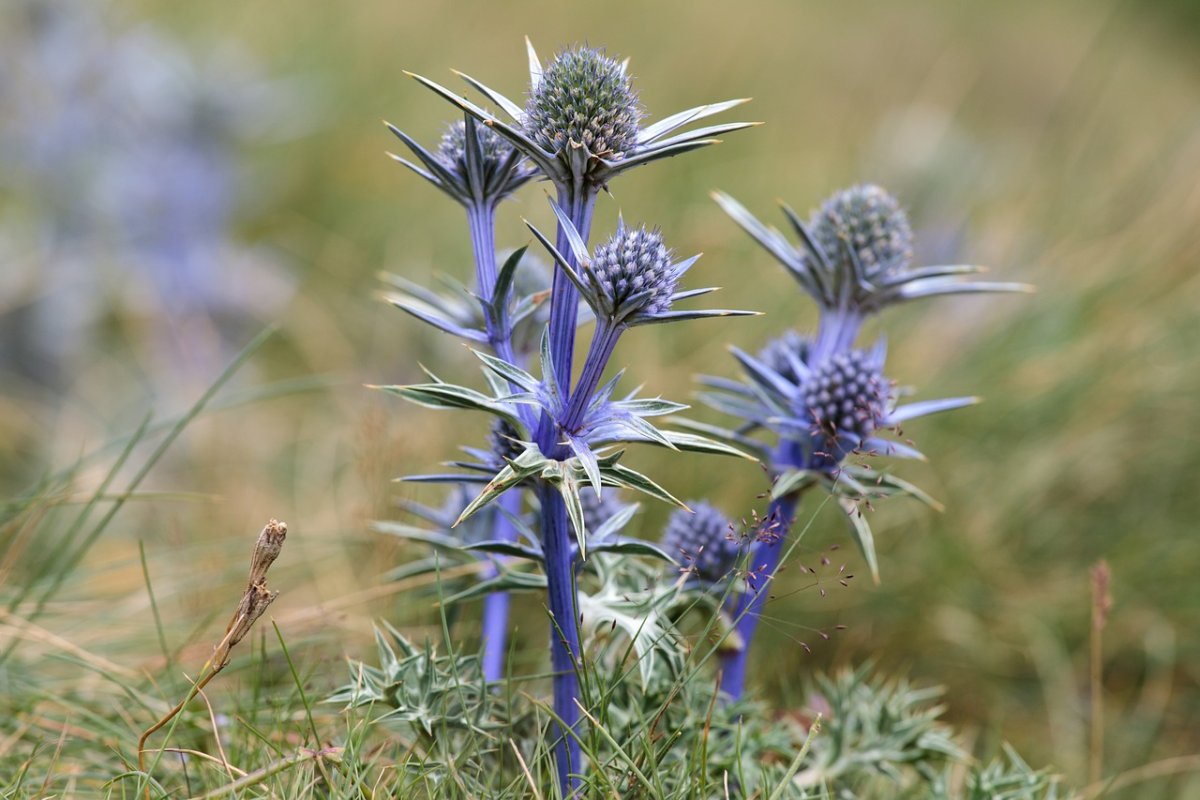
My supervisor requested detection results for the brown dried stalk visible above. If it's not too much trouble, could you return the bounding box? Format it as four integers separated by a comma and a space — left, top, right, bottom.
137, 519, 287, 798
1089, 560, 1112, 787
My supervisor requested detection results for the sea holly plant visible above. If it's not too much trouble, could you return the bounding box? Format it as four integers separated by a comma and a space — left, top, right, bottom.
693, 184, 1031, 699
377, 40, 755, 795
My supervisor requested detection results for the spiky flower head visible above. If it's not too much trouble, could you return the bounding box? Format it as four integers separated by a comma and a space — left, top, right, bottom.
488, 418, 526, 467
662, 502, 741, 582
590, 221, 676, 320
524, 47, 640, 162
437, 119, 513, 173
803, 348, 892, 464
810, 184, 913, 283
757, 329, 812, 385
386, 115, 535, 207
713, 185, 1028, 329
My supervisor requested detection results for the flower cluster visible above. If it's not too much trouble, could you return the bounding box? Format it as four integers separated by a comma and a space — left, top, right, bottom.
691, 183, 1026, 698
377, 39, 754, 796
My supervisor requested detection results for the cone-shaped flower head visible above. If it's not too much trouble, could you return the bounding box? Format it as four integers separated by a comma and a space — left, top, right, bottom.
757, 329, 812, 386
488, 418, 527, 467
524, 47, 640, 163
662, 502, 741, 582
803, 348, 892, 464
700, 330, 976, 475
407, 39, 754, 195
713, 184, 1029, 343
811, 184, 913, 285
590, 221, 677, 320
386, 115, 535, 207
437, 119, 515, 173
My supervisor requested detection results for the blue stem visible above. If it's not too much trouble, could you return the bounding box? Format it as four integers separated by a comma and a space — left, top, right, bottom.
811, 306, 863, 365
537, 482, 583, 795
466, 201, 524, 682
719, 492, 801, 699
546, 183, 597, 398
479, 489, 520, 684
562, 320, 621, 433
534, 182, 597, 798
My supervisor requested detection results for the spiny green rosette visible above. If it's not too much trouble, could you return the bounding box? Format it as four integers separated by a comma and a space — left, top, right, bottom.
524, 47, 640, 163
662, 502, 742, 583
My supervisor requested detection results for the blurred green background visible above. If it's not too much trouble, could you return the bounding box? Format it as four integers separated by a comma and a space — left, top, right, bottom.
2, 0, 1198, 794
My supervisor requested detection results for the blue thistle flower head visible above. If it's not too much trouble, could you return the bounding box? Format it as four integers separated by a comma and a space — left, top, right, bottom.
802, 346, 892, 465
386, 114, 535, 207
406, 39, 755, 194
524, 46, 641, 163
811, 184, 913, 285
527, 209, 751, 328
590, 220, 677, 319
757, 329, 812, 385
713, 185, 1030, 333
436, 119, 512, 172
701, 330, 978, 475
662, 502, 742, 583
580, 486, 631, 535
488, 417, 527, 467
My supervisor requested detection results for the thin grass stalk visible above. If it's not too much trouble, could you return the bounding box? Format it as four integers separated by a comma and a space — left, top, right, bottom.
719, 492, 801, 699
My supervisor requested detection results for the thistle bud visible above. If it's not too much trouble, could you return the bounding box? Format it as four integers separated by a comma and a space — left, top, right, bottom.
811, 184, 913, 282
436, 119, 513, 172
662, 502, 741, 582
488, 418, 526, 467
757, 330, 811, 385
524, 47, 640, 161
590, 223, 676, 319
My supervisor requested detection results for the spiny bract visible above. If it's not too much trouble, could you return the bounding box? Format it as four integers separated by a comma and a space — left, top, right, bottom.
524, 47, 640, 160
580, 487, 630, 534
811, 183, 913, 282
590, 223, 676, 317
662, 502, 741, 582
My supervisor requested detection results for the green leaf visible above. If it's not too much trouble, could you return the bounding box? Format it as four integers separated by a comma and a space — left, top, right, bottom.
600, 462, 687, 510
373, 382, 521, 427
840, 497, 880, 585
638, 98, 751, 144
455, 448, 548, 526
772, 468, 820, 500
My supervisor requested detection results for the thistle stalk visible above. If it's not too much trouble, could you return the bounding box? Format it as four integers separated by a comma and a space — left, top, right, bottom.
546, 184, 597, 398
464, 198, 522, 682
719, 493, 800, 699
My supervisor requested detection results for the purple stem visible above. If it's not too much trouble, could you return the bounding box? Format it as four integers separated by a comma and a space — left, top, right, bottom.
466, 201, 523, 683
719, 491, 801, 700
546, 183, 597, 398
479, 489, 520, 683
534, 183, 597, 797
811, 306, 863, 366
537, 482, 583, 795
562, 321, 621, 432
